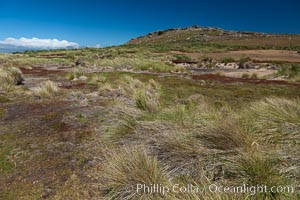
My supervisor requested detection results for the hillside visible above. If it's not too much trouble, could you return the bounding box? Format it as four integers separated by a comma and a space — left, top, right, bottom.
128, 26, 300, 51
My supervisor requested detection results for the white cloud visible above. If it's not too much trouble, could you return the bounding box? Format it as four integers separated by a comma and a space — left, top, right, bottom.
87, 44, 101, 48
0, 37, 79, 49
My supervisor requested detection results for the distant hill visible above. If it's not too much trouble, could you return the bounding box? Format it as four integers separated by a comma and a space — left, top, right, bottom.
127, 26, 300, 51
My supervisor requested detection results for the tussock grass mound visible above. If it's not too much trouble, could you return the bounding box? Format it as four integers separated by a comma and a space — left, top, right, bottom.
97, 146, 172, 200
0, 67, 24, 92
32, 80, 60, 98
121, 76, 161, 113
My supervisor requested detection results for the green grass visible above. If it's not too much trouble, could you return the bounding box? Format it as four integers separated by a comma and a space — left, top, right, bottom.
221, 56, 235, 64
0, 95, 10, 103
94, 56, 174, 73
104, 114, 138, 142
231, 152, 292, 200
277, 64, 300, 81
0, 146, 14, 173
239, 54, 251, 65
134, 89, 160, 113
173, 54, 192, 62
0, 107, 5, 118
0, 133, 16, 173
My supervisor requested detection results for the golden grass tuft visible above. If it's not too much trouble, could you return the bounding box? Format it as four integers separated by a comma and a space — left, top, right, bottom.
104, 114, 138, 142
199, 119, 252, 151
246, 97, 300, 129
134, 88, 160, 113
97, 146, 172, 200
121, 76, 161, 113
32, 80, 60, 98
0, 67, 24, 92
90, 73, 107, 84
153, 130, 207, 178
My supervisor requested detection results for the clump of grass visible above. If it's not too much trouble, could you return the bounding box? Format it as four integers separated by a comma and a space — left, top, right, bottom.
104, 115, 138, 142
173, 54, 192, 62
67, 69, 85, 80
0, 107, 5, 118
5, 67, 24, 85
0, 146, 14, 173
134, 88, 160, 113
199, 119, 252, 151
0, 71, 15, 92
241, 73, 250, 79
134, 79, 161, 113
250, 73, 258, 79
95, 57, 173, 73
90, 73, 107, 84
152, 94, 222, 128
221, 57, 235, 64
245, 97, 300, 131
230, 152, 292, 200
98, 147, 171, 200
234, 152, 283, 185
156, 104, 200, 127
121, 76, 161, 112
121, 75, 144, 95
148, 79, 161, 91
32, 80, 60, 98
171, 65, 187, 73
239, 55, 251, 65
53, 174, 90, 199
98, 82, 114, 92
200, 55, 213, 63
239, 97, 300, 149
0, 67, 24, 92
277, 64, 300, 81
153, 130, 206, 177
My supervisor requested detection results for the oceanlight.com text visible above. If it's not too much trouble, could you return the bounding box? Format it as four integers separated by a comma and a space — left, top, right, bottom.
135, 183, 296, 196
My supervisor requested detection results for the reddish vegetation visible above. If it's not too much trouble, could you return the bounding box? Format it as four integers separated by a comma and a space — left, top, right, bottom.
20, 67, 65, 76
170, 50, 300, 63
3, 101, 70, 121
191, 74, 300, 86
37, 53, 67, 58
60, 82, 97, 90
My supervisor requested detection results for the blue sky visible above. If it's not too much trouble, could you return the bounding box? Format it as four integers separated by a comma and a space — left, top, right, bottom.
0, 0, 299, 50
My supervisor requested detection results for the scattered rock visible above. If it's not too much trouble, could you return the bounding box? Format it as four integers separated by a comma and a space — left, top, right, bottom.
71, 78, 79, 82
75, 59, 85, 67
239, 61, 255, 69
14, 73, 25, 85
78, 76, 88, 81
215, 63, 226, 68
